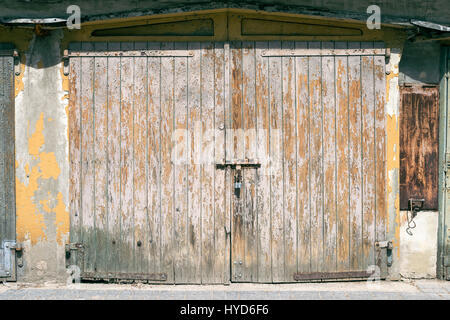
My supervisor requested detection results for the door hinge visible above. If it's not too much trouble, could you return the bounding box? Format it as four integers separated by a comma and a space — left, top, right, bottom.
0, 240, 17, 278
63, 49, 69, 76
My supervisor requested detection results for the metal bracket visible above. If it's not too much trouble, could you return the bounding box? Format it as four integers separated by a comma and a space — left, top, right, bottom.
216, 159, 261, 169
13, 50, 21, 76
0, 240, 16, 278
63, 49, 69, 76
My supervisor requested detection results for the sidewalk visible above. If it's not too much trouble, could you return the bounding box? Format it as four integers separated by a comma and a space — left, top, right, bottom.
0, 279, 448, 300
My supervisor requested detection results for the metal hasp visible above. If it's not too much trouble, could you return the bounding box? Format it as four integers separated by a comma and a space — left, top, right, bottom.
0, 241, 16, 279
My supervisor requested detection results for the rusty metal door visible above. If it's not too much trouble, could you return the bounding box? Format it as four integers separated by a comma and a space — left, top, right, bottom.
227, 41, 389, 282
0, 44, 16, 281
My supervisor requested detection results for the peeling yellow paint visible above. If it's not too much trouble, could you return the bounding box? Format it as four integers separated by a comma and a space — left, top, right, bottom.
54, 192, 69, 244
16, 165, 47, 244
28, 113, 45, 157
17, 110, 65, 245
38, 152, 61, 180
39, 192, 69, 244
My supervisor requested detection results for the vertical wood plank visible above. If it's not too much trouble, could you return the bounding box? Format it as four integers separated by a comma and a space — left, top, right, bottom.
80, 43, 95, 273
160, 42, 175, 283
335, 42, 350, 272
242, 41, 257, 281
0, 56, 4, 242
322, 41, 337, 273
361, 42, 376, 270
308, 41, 323, 273
230, 41, 243, 162
147, 42, 162, 275
223, 42, 232, 284
201, 41, 216, 283
173, 42, 188, 283
133, 42, 148, 274
119, 42, 135, 274
230, 41, 245, 281
68, 43, 82, 268
1, 56, 14, 243
213, 42, 227, 283
348, 42, 363, 271
374, 42, 387, 243
281, 40, 297, 281
268, 40, 284, 282
295, 41, 311, 274
187, 42, 202, 283
255, 41, 271, 282
93, 42, 108, 274
106, 42, 121, 276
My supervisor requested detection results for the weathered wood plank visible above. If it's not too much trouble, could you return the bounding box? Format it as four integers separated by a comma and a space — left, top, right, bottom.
231, 41, 243, 162
173, 41, 188, 283
222, 42, 232, 284
308, 41, 323, 273
133, 42, 148, 274
1, 56, 14, 243
0, 56, 5, 243
80, 43, 95, 273
230, 41, 245, 281
187, 42, 202, 283
335, 42, 350, 271
242, 41, 257, 281
322, 42, 337, 273
281, 40, 297, 281
255, 41, 271, 282
147, 42, 162, 275
69, 47, 82, 268
119, 42, 135, 274
295, 41, 311, 275
213, 42, 227, 283
361, 42, 376, 270
93, 42, 108, 274
374, 44, 386, 242
201, 41, 216, 283
348, 42, 363, 271
106, 42, 121, 276
269, 40, 284, 282
160, 42, 175, 283
400, 86, 440, 210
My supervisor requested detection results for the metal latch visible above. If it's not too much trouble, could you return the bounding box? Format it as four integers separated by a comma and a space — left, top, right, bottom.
376, 240, 393, 269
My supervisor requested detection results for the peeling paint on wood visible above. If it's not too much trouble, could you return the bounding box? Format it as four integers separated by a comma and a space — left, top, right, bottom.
69, 41, 388, 283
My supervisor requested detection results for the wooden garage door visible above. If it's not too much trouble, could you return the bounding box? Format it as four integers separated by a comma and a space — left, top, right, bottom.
68, 41, 388, 283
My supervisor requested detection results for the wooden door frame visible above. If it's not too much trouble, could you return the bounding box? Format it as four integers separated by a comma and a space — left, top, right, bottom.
438, 45, 449, 280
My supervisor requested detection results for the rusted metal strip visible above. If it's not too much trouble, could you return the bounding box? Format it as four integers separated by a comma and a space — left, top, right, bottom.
293, 271, 372, 281
81, 272, 168, 281
68, 50, 194, 57
261, 48, 386, 57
